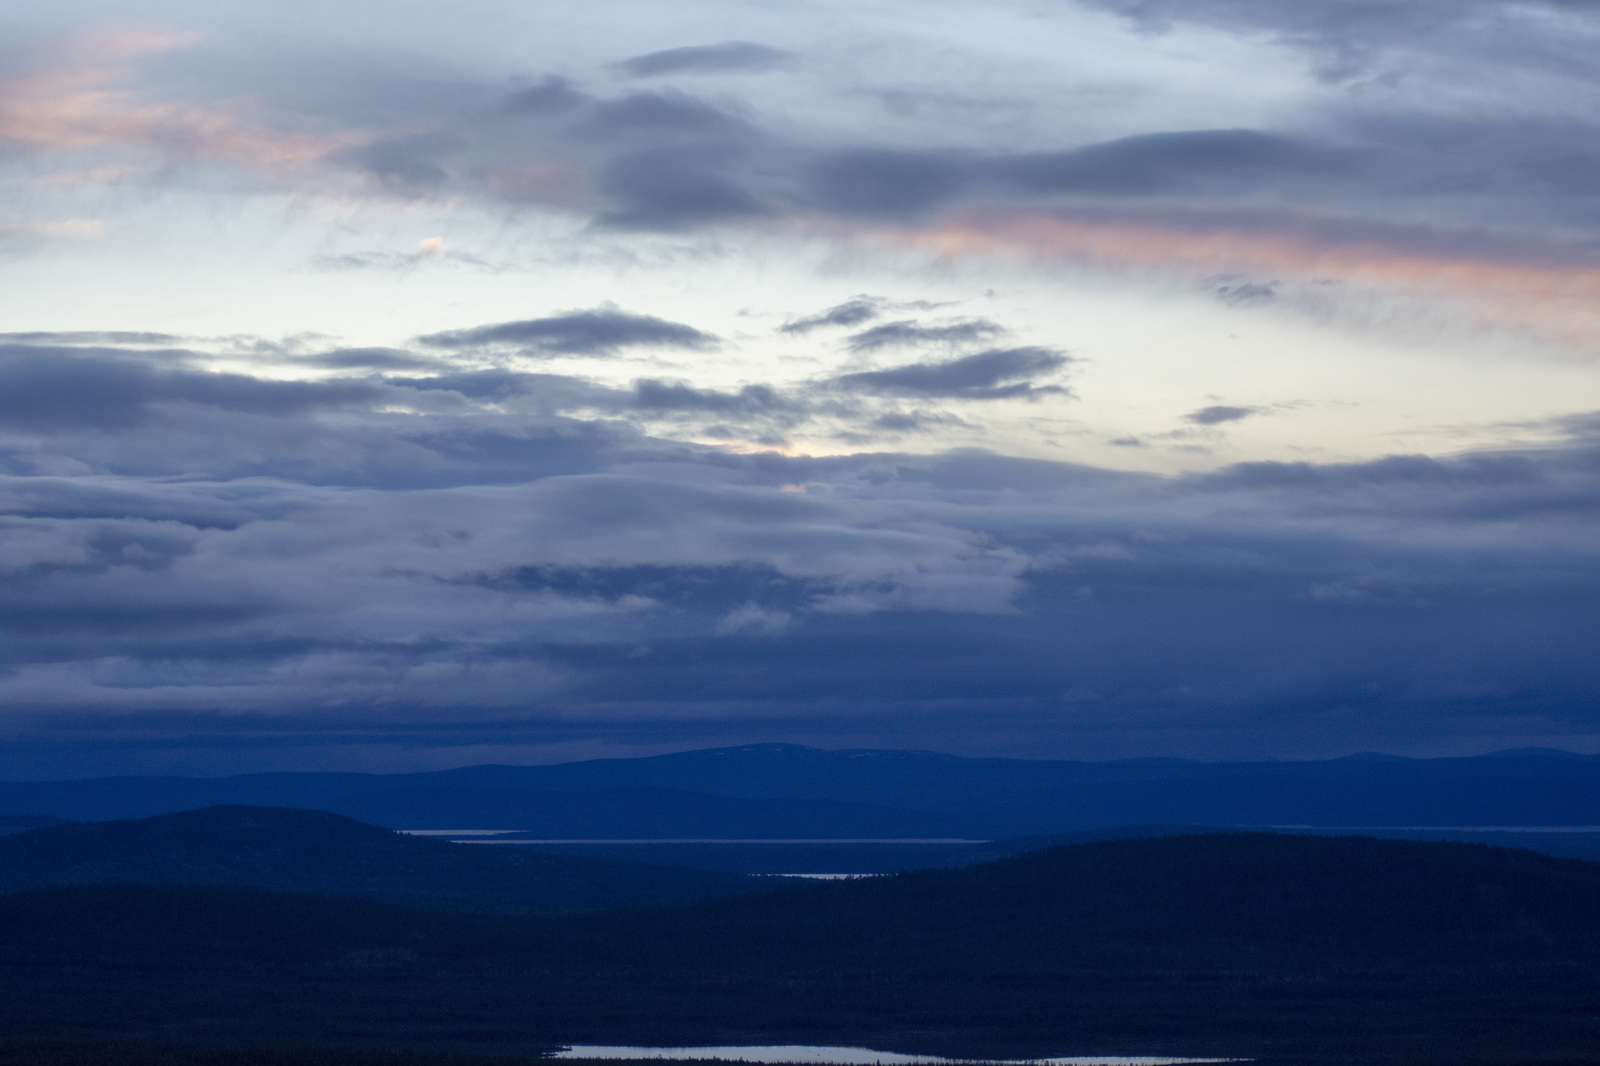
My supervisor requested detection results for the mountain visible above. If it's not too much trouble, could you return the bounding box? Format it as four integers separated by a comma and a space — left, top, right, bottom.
5, 744, 1600, 836
0, 806, 763, 912
2, 833, 1599, 1063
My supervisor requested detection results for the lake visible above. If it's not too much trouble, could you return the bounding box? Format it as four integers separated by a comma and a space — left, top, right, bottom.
550, 1045, 1238, 1065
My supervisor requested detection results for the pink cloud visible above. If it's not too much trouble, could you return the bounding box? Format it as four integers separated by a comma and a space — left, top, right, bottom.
900, 207, 1600, 352
0, 26, 361, 174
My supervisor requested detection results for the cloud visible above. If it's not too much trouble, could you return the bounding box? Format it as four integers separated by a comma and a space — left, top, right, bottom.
294, 348, 449, 371
1079, 0, 1547, 82
871, 411, 967, 433
1, 218, 105, 243
918, 208, 1600, 350
1211, 278, 1278, 306
414, 308, 719, 356
585, 91, 750, 137
594, 145, 764, 229
306, 246, 492, 273
11, 13, 1600, 357
0, 333, 1598, 769
1185, 405, 1261, 425
0, 331, 184, 347
0, 345, 378, 432
621, 42, 795, 78
0, 28, 358, 171
845, 319, 1007, 352
779, 298, 885, 335
629, 380, 798, 415
500, 77, 590, 115
11, 7, 1600, 768
713, 602, 793, 636
339, 133, 463, 195
805, 149, 971, 218
557, 91, 764, 227
833, 347, 1072, 399
994, 130, 1327, 196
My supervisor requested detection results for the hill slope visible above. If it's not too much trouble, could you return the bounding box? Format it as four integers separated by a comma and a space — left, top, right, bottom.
0, 805, 761, 913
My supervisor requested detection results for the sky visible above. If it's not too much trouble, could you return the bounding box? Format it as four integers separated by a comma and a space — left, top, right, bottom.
2, 0, 1600, 777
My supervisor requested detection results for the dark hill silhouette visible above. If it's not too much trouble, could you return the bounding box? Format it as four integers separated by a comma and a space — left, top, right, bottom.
0, 805, 761, 913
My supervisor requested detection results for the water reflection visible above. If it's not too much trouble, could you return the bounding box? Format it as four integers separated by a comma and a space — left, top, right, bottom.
551, 1045, 1238, 1064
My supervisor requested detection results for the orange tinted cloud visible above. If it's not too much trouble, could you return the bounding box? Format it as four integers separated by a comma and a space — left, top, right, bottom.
0, 26, 359, 173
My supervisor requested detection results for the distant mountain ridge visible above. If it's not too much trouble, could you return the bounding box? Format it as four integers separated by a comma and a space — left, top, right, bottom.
4, 743, 1600, 835
0, 805, 763, 912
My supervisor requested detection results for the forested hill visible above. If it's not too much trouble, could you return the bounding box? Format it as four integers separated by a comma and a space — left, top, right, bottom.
0, 805, 761, 913
5, 832, 1600, 1061
614, 831, 1600, 973
6, 831, 1600, 976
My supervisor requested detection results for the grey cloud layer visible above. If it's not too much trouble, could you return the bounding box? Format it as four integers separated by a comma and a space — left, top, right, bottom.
306, 31, 1600, 257
0, 336, 1596, 769
16, 2, 1600, 272
5, 3, 1600, 770
380, 109, 1326, 225
0, 308, 1072, 479
0, 345, 379, 431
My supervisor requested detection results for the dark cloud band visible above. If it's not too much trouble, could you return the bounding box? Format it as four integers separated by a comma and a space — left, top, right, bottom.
415, 308, 719, 356
621, 41, 795, 78
833, 347, 1072, 399
845, 319, 1007, 352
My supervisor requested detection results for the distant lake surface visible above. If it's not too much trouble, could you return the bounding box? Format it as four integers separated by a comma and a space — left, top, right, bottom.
398, 832, 987, 844
550, 1045, 1237, 1065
